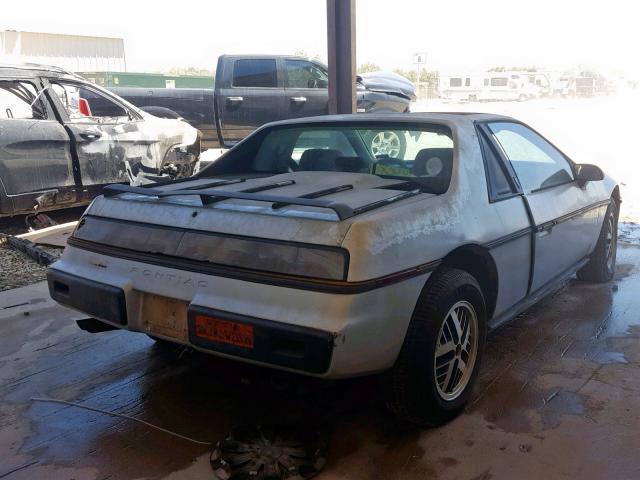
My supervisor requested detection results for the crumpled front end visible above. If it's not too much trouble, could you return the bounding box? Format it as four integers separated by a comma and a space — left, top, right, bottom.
130, 113, 201, 185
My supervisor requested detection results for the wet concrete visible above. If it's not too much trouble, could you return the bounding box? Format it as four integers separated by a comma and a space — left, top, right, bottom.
1, 244, 639, 479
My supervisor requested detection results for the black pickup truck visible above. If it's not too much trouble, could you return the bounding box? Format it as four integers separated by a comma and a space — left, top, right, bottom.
111, 55, 416, 152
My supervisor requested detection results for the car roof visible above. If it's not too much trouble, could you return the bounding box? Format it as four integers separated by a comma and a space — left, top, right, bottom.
262, 111, 517, 127
0, 63, 82, 80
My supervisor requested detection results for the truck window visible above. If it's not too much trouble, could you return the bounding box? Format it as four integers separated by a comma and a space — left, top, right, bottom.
449, 78, 462, 87
0, 81, 47, 120
285, 60, 328, 89
52, 82, 129, 123
490, 77, 508, 87
232, 59, 277, 88
465, 78, 471, 87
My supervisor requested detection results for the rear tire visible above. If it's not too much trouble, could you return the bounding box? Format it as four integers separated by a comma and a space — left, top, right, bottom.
577, 199, 618, 282
384, 268, 487, 426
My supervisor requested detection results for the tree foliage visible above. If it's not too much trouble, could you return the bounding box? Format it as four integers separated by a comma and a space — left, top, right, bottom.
393, 68, 439, 85
357, 62, 382, 74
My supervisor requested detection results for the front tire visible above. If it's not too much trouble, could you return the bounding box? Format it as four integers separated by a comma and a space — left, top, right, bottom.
384, 268, 487, 426
577, 198, 618, 282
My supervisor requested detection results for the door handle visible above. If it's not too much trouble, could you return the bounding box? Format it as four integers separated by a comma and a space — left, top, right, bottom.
226, 96, 244, 103
291, 96, 307, 103
79, 131, 102, 141
537, 220, 556, 235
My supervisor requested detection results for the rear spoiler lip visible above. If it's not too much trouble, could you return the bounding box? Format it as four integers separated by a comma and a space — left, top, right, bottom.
102, 183, 421, 221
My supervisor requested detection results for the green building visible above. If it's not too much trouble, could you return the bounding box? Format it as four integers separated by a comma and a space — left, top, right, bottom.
77, 71, 214, 89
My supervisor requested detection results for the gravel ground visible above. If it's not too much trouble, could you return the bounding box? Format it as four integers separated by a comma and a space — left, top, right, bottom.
0, 237, 63, 291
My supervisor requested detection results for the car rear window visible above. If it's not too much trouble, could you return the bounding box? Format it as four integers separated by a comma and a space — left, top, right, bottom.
233, 59, 278, 88
221, 124, 455, 194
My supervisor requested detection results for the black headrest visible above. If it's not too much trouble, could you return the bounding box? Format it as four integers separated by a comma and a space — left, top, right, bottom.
299, 149, 341, 171
412, 148, 453, 177
336, 156, 369, 173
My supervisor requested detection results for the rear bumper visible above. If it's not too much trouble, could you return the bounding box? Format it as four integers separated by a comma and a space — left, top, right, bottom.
48, 269, 333, 374
48, 270, 127, 325
47, 245, 429, 378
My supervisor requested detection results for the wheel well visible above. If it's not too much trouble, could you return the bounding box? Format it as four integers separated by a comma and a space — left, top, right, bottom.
436, 245, 499, 320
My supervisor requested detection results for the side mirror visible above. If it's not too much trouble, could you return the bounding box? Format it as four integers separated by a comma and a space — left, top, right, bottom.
575, 163, 604, 187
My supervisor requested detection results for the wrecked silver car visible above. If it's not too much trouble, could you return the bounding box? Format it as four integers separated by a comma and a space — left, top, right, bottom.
0, 64, 200, 217
48, 113, 619, 426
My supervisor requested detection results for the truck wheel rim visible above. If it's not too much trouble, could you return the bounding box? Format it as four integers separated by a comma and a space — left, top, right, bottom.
434, 300, 478, 401
605, 210, 617, 272
371, 131, 401, 158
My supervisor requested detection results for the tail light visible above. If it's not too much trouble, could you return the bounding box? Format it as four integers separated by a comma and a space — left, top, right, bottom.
79, 98, 92, 116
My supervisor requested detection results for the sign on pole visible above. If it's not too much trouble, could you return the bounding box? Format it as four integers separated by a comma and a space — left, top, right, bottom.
413, 52, 427, 65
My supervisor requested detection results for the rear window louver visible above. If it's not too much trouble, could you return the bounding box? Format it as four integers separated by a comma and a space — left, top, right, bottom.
103, 183, 420, 221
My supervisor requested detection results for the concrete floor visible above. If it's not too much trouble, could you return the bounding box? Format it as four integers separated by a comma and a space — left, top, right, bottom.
1, 243, 639, 480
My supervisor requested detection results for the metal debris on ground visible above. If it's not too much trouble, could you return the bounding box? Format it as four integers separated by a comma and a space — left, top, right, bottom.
210, 425, 327, 480
5, 235, 59, 266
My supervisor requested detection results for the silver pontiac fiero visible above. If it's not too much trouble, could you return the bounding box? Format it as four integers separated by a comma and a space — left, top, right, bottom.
48, 113, 619, 425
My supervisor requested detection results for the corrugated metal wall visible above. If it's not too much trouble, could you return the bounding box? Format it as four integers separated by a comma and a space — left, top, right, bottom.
0, 30, 126, 71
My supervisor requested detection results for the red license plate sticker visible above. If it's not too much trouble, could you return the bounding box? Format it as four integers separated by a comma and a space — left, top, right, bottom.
195, 315, 254, 349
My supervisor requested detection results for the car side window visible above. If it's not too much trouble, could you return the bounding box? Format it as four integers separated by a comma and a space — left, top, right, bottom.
232, 59, 277, 88
0, 80, 47, 120
52, 82, 130, 124
478, 129, 514, 200
488, 122, 574, 193
285, 60, 328, 89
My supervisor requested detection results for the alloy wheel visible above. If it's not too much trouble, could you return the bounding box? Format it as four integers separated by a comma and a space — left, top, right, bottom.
605, 210, 617, 272
434, 300, 479, 401
370, 131, 402, 158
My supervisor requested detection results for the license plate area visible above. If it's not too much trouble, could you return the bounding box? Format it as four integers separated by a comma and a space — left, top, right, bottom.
188, 305, 334, 374
194, 315, 254, 349
141, 293, 189, 341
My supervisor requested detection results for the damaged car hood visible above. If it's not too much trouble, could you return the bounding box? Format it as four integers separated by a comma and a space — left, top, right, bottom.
358, 71, 417, 101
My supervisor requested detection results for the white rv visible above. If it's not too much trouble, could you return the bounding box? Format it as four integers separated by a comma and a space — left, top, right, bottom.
441, 72, 539, 102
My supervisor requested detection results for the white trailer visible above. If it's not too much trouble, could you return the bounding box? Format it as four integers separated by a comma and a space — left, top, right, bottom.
440, 71, 540, 102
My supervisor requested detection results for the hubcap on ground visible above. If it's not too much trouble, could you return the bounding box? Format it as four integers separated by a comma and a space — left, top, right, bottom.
210, 425, 326, 480
370, 131, 401, 158
434, 300, 479, 401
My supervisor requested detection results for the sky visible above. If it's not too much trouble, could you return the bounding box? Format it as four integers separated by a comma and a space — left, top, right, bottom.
1, 0, 638, 77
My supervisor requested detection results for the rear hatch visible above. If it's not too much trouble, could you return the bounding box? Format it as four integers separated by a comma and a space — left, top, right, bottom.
83, 171, 423, 246
70, 172, 426, 282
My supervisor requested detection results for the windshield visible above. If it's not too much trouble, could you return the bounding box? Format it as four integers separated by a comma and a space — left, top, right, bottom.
205, 124, 455, 194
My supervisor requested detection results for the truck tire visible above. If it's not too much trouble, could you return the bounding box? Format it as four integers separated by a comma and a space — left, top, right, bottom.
577, 198, 618, 283
366, 130, 407, 159
384, 268, 487, 426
